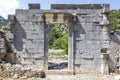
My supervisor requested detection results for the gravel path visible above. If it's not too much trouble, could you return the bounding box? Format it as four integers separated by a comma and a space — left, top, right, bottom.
0, 74, 115, 80
45, 74, 114, 80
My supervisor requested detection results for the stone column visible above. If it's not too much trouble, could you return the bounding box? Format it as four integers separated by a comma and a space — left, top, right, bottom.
68, 14, 76, 71
100, 26, 110, 74
100, 4, 110, 75
68, 22, 74, 70
44, 21, 48, 70
101, 53, 109, 74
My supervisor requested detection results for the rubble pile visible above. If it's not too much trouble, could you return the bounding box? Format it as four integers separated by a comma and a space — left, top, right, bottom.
0, 63, 46, 79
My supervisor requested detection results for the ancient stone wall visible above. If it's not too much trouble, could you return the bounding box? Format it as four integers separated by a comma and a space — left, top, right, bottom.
108, 30, 120, 72
0, 36, 6, 61
51, 4, 110, 73
8, 7, 47, 69
72, 4, 110, 73
8, 3, 111, 74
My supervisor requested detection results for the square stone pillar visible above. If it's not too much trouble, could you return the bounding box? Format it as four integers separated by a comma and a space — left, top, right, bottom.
44, 23, 48, 70
101, 53, 109, 74
68, 22, 74, 70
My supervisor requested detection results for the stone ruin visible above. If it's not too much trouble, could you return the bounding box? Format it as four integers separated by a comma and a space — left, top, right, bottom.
1, 3, 120, 75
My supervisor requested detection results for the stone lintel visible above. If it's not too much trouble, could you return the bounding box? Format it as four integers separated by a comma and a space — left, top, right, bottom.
44, 12, 72, 23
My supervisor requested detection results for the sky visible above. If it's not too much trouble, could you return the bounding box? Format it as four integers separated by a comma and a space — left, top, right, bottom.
0, 0, 120, 19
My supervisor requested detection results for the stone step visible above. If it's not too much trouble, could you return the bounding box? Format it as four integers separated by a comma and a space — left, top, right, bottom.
45, 70, 74, 75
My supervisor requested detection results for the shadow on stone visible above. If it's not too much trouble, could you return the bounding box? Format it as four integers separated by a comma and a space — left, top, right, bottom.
48, 62, 68, 70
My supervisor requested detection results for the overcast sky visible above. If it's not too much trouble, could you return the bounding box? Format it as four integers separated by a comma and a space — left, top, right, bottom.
0, 0, 120, 18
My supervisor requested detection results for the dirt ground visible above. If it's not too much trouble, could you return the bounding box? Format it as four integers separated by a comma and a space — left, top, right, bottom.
46, 74, 114, 80
0, 56, 118, 80
0, 74, 115, 80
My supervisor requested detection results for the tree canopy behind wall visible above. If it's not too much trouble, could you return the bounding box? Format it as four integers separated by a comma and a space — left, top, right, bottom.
109, 9, 120, 30
48, 23, 68, 54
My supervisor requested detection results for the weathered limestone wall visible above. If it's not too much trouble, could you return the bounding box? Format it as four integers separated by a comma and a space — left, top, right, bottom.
109, 30, 120, 72
8, 4, 111, 74
0, 36, 6, 61
8, 5, 47, 69
70, 4, 110, 73
51, 4, 110, 73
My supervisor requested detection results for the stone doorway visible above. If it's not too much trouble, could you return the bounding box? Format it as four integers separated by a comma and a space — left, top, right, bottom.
44, 12, 75, 72
48, 23, 68, 70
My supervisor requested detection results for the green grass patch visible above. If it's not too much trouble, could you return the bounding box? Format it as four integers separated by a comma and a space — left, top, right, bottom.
49, 51, 66, 56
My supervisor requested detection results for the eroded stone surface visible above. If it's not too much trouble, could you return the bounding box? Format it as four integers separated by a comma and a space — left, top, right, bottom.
6, 3, 112, 74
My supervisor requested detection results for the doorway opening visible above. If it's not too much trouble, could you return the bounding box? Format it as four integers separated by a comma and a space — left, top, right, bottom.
48, 23, 68, 70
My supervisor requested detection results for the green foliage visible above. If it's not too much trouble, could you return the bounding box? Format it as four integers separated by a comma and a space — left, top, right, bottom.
0, 20, 8, 26
0, 16, 8, 27
109, 9, 120, 30
48, 23, 68, 55
48, 24, 59, 49
59, 34, 68, 54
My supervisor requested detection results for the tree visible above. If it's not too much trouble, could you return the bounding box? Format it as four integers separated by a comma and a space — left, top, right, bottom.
109, 9, 120, 30
48, 23, 68, 55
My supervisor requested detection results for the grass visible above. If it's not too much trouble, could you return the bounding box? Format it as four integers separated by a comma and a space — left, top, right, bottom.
49, 51, 66, 56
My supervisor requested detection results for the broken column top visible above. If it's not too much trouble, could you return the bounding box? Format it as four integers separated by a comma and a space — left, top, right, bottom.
28, 3, 40, 9
51, 4, 110, 10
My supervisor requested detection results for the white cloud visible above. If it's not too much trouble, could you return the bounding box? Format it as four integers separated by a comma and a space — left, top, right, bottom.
0, 0, 19, 19
87, 0, 92, 3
